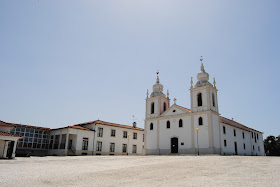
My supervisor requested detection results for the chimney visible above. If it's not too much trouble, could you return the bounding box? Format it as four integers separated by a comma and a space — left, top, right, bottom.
133, 122, 137, 128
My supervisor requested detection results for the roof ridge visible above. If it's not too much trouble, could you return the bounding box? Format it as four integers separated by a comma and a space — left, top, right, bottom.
0, 130, 22, 137
219, 116, 262, 133
176, 105, 191, 112
0, 120, 50, 130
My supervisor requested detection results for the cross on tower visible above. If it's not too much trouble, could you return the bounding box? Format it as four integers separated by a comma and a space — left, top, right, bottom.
173, 98, 177, 104
200, 56, 203, 63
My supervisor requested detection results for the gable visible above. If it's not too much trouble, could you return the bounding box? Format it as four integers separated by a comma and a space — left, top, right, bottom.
160, 104, 190, 117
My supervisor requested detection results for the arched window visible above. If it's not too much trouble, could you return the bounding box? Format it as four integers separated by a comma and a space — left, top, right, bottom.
197, 93, 202, 106
150, 123, 153, 130
212, 93, 215, 107
151, 102, 154, 114
199, 117, 203, 125
167, 121, 170, 128
179, 119, 183, 127
163, 102, 166, 112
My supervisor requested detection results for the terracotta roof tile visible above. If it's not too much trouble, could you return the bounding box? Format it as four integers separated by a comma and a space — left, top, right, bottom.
170, 105, 262, 133
68, 125, 93, 131
219, 116, 262, 133
0, 131, 22, 137
0, 120, 50, 130
74, 120, 144, 131
176, 105, 191, 112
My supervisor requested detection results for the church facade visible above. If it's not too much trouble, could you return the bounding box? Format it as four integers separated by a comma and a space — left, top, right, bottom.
144, 62, 264, 156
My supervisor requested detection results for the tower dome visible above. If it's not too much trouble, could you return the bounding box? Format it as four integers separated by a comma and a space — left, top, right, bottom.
150, 72, 166, 97
195, 59, 212, 88
197, 63, 209, 82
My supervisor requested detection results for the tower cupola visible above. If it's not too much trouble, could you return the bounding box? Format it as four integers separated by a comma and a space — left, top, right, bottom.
151, 72, 166, 97
195, 57, 212, 88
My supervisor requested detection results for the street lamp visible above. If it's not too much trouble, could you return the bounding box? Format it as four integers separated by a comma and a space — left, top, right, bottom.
127, 134, 130, 155
196, 128, 199, 155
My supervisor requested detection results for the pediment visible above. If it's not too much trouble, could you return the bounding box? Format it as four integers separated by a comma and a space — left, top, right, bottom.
160, 104, 190, 117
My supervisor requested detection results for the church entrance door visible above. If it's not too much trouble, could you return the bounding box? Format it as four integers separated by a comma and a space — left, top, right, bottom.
171, 138, 178, 153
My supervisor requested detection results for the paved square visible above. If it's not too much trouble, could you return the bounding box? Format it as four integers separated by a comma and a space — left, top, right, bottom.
0, 156, 279, 186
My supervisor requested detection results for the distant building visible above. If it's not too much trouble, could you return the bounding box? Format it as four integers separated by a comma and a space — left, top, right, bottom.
0, 120, 144, 157
144, 61, 264, 156
48, 120, 144, 156
0, 120, 50, 157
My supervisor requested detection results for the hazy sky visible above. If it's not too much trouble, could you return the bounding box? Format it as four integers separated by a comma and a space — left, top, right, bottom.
1, 1, 279, 138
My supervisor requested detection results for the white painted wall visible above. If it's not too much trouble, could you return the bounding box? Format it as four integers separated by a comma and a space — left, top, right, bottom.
220, 124, 264, 156
158, 116, 192, 154
83, 123, 144, 155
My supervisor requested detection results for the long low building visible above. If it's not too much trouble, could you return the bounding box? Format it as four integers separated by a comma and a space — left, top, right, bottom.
0, 120, 144, 157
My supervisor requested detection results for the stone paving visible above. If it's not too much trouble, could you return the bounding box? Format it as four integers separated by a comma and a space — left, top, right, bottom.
0, 155, 279, 186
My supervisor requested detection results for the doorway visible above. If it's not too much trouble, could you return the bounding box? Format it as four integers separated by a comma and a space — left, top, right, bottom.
234, 142, 238, 155
7, 141, 15, 158
68, 140, 72, 149
171, 138, 178, 153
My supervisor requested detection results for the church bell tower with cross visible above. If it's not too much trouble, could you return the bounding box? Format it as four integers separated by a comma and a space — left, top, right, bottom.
190, 56, 219, 114
145, 71, 170, 119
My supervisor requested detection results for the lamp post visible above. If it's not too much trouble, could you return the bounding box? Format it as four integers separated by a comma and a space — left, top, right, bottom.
127, 134, 130, 155
196, 128, 199, 155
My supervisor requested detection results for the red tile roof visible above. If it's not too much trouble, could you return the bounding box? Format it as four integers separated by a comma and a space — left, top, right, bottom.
176, 105, 191, 112
75, 120, 144, 131
68, 125, 93, 131
176, 105, 262, 133
219, 116, 262, 133
0, 131, 22, 138
0, 120, 50, 130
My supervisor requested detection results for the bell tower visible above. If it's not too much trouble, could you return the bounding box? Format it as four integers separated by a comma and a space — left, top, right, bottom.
146, 72, 170, 119
190, 57, 219, 113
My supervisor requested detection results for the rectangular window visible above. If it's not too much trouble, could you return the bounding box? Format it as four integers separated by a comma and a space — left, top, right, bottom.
224, 140, 227, 147
96, 141, 102, 151
133, 132, 137, 140
243, 143, 246, 150
258, 146, 260, 151
123, 131, 127, 138
132, 145, 137, 153
143, 134, 144, 142
252, 132, 254, 138
253, 145, 255, 151
254, 132, 257, 143
98, 128, 103, 137
234, 129, 236, 137
110, 143, 115, 152
122, 144, 127, 153
257, 133, 259, 140
111, 129, 116, 137
54, 135, 59, 149
82, 138, 89, 150
242, 132, 245, 139
223, 126, 226, 134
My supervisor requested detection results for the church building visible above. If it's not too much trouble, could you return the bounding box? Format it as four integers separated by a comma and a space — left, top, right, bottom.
144, 60, 264, 156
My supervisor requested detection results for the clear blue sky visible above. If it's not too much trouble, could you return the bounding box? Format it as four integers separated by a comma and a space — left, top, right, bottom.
1, 1, 279, 138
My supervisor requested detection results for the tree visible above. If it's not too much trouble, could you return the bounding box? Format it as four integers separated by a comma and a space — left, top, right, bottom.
264, 135, 280, 156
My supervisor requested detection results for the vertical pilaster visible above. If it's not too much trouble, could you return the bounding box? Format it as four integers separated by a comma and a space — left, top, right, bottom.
65, 128, 69, 156
12, 140, 17, 158
58, 132, 62, 149
191, 115, 195, 149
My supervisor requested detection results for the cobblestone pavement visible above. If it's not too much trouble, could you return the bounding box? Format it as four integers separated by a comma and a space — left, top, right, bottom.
0, 155, 279, 186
